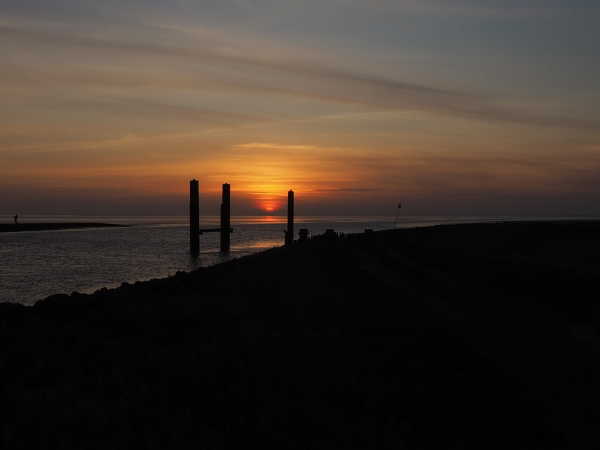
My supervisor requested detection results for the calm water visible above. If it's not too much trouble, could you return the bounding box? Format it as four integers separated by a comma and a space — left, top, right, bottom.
0, 215, 586, 305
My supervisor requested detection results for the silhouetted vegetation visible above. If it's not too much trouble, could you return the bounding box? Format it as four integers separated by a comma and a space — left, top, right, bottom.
2, 222, 600, 449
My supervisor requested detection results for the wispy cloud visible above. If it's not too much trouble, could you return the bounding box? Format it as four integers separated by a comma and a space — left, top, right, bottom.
365, 0, 572, 19
234, 143, 336, 152
1, 22, 596, 131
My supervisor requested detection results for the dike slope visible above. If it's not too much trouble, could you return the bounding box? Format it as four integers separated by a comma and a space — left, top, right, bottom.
2, 222, 600, 449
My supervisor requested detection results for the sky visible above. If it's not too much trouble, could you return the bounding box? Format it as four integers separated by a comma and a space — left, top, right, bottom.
1, 0, 599, 216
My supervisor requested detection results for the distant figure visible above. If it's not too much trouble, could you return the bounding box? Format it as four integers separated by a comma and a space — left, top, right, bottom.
394, 201, 402, 228
13, 214, 18, 225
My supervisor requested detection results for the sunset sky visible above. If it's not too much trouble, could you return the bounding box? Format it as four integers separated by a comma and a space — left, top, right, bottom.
1, 0, 599, 216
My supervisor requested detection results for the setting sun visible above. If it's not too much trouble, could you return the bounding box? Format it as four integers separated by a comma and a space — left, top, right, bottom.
257, 200, 282, 213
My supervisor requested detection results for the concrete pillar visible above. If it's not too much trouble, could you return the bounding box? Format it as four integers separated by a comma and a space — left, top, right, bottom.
220, 183, 231, 252
190, 179, 200, 256
286, 190, 294, 246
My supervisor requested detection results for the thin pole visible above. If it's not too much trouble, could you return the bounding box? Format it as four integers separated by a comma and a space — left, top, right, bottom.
190, 179, 200, 256
394, 201, 402, 228
286, 190, 294, 246
220, 183, 231, 252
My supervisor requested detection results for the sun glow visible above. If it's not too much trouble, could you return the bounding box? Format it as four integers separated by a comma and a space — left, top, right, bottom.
258, 200, 282, 213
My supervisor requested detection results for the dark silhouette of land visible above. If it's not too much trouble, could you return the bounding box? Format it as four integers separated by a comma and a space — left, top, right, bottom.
0, 223, 127, 233
2, 221, 600, 449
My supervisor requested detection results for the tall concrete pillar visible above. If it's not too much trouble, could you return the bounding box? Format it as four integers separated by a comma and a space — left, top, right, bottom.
286, 190, 294, 246
190, 179, 200, 256
220, 183, 231, 253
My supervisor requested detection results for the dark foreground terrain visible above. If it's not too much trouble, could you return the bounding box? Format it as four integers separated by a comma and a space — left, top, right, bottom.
0, 223, 126, 233
2, 221, 600, 449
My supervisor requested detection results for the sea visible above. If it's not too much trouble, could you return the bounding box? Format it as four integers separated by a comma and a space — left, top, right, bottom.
0, 215, 592, 305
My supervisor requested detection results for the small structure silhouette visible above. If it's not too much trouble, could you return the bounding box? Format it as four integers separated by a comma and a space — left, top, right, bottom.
298, 228, 310, 242
14, 214, 18, 225
324, 229, 338, 240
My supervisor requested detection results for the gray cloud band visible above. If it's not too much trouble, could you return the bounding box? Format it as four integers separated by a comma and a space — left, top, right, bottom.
1, 23, 597, 131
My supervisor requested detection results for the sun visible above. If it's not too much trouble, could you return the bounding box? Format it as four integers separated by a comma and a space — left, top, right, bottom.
250, 188, 285, 213
257, 199, 282, 213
